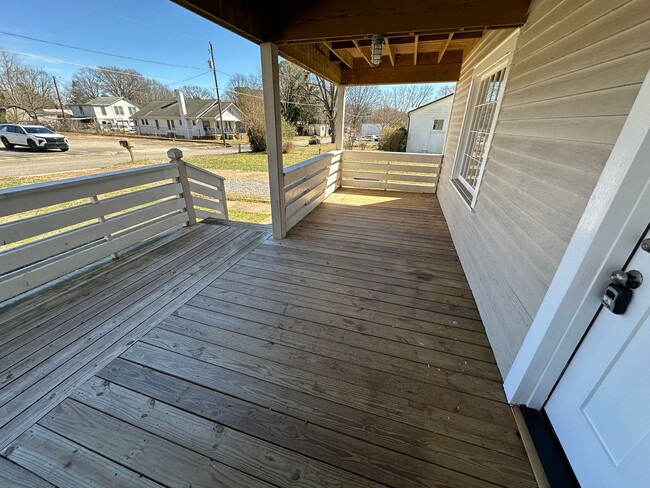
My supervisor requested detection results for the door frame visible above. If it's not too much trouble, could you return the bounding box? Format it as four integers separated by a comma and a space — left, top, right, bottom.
504, 68, 650, 409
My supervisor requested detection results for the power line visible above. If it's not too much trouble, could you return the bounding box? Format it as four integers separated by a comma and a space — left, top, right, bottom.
165, 71, 212, 87
0, 30, 206, 71
4, 49, 211, 86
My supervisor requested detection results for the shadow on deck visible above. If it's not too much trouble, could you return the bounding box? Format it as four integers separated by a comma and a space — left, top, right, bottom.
0, 189, 536, 488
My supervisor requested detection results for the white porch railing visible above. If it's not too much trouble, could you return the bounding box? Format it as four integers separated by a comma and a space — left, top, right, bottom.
0, 148, 227, 303
340, 150, 441, 193
281, 149, 440, 233
283, 150, 342, 231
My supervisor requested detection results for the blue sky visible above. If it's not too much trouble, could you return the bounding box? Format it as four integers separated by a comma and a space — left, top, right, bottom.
1, 0, 259, 91
1, 0, 452, 97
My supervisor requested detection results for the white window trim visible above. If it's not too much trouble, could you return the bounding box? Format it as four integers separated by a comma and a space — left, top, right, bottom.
451, 29, 519, 209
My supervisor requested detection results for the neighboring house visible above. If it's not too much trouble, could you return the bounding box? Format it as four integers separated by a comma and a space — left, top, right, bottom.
405, 94, 454, 153
360, 123, 382, 138
70, 97, 139, 131
298, 123, 328, 137
133, 90, 244, 139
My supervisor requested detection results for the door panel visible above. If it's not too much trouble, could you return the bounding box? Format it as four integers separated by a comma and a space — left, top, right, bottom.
546, 229, 650, 487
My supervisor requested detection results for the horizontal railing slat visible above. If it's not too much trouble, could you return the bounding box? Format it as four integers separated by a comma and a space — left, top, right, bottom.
342, 161, 439, 173
340, 179, 437, 193
193, 196, 225, 214
343, 150, 441, 164
0, 211, 188, 303
185, 163, 225, 188
341, 170, 439, 184
1, 182, 183, 247
0, 198, 185, 276
0, 164, 179, 217
284, 151, 341, 186
189, 181, 224, 201
285, 162, 340, 204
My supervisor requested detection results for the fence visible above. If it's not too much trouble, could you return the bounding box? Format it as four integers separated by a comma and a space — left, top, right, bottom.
0, 148, 227, 303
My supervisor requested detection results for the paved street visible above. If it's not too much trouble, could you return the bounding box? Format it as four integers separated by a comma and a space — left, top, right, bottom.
0, 134, 246, 177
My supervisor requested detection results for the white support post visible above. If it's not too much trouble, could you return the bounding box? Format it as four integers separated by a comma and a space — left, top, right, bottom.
260, 42, 286, 239
335, 85, 346, 151
168, 148, 197, 226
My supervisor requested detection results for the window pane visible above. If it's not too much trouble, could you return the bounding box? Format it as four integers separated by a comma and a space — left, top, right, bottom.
456, 67, 506, 192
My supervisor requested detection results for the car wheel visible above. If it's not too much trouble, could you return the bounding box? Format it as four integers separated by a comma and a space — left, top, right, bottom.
1, 137, 14, 149
27, 139, 38, 151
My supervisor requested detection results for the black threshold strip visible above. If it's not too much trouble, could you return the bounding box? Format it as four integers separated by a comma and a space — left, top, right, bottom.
520, 406, 580, 488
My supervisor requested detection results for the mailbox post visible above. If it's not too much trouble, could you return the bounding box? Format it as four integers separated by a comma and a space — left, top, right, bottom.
119, 139, 135, 162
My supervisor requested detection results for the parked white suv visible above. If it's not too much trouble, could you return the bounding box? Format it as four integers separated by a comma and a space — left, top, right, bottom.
0, 124, 69, 151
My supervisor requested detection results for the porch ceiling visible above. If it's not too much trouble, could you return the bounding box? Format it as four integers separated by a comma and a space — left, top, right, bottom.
172, 0, 531, 85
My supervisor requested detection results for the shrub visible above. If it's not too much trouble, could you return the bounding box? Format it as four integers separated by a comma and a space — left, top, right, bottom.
378, 127, 407, 152
247, 125, 266, 152
282, 141, 294, 153
308, 136, 320, 145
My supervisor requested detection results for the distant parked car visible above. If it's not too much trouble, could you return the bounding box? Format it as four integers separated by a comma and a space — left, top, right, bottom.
0, 124, 69, 151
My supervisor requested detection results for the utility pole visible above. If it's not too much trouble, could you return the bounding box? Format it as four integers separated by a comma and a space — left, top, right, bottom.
52, 76, 67, 129
208, 42, 226, 146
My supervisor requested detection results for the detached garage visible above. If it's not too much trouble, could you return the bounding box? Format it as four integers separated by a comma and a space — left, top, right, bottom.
405, 93, 454, 154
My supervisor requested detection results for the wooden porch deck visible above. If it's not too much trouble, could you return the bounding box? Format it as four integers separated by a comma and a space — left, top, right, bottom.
0, 189, 536, 488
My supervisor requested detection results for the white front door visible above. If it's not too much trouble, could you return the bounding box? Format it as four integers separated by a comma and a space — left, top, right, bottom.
546, 228, 650, 487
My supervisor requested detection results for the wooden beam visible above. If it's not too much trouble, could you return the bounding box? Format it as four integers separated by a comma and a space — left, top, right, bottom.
352, 40, 373, 67
260, 43, 286, 239
413, 34, 419, 66
172, 0, 269, 44
279, 44, 342, 84
342, 52, 461, 85
323, 42, 354, 69
439, 32, 454, 63
272, 0, 530, 43
334, 86, 346, 151
385, 38, 395, 66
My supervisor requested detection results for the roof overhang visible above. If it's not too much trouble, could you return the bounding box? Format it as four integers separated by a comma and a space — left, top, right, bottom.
173, 0, 530, 85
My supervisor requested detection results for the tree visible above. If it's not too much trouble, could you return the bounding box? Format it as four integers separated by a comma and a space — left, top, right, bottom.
68, 67, 104, 104
311, 75, 338, 144
68, 66, 175, 105
278, 61, 321, 126
99, 66, 149, 104
0, 50, 56, 120
370, 105, 407, 128
346, 85, 381, 131
180, 84, 212, 99
225, 72, 261, 106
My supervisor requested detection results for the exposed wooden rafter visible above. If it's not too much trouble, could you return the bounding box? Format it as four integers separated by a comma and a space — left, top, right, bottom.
385, 38, 395, 66
439, 32, 454, 63
413, 34, 419, 65
352, 39, 373, 67
323, 42, 354, 69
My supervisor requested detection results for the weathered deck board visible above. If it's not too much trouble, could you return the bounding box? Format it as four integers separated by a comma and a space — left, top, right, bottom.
0, 189, 536, 487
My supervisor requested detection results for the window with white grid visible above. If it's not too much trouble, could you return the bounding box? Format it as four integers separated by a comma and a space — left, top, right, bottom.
452, 31, 518, 208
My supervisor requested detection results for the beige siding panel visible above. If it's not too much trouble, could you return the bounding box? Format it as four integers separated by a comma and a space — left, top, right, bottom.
439, 0, 650, 375
495, 116, 628, 145
505, 50, 650, 106
499, 84, 641, 120
514, 0, 637, 61
510, 21, 650, 91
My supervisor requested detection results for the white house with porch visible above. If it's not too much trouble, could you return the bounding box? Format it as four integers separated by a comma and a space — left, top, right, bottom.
70, 96, 139, 131
133, 90, 243, 140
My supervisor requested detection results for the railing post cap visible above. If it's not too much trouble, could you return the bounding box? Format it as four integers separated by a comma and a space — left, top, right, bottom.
167, 148, 183, 160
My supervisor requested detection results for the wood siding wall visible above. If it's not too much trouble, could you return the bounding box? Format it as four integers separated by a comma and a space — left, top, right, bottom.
438, 0, 650, 376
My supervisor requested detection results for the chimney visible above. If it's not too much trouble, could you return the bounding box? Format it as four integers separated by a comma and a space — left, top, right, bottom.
175, 89, 187, 117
